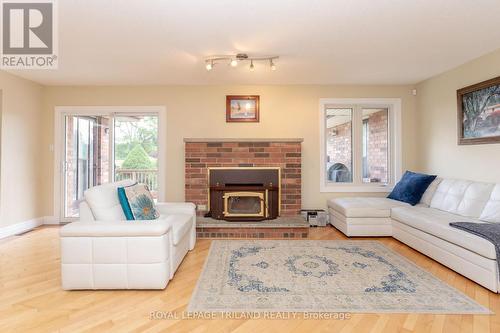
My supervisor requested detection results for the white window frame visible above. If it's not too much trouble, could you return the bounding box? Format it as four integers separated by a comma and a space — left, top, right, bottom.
319, 98, 402, 193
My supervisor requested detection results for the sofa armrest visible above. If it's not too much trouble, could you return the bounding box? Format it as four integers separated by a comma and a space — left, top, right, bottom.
60, 220, 171, 237
156, 202, 196, 216
156, 202, 197, 250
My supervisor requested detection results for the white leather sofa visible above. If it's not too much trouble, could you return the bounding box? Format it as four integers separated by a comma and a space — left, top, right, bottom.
328, 178, 500, 293
60, 180, 196, 290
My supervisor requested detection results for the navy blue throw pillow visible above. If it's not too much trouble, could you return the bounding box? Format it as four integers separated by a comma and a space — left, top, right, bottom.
388, 171, 437, 206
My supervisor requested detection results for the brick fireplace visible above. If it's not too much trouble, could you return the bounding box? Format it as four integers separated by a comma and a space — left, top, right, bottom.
184, 138, 303, 219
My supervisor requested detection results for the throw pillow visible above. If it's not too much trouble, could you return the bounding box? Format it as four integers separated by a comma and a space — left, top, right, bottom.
419, 177, 442, 207
388, 171, 437, 206
118, 183, 160, 220
117, 186, 135, 220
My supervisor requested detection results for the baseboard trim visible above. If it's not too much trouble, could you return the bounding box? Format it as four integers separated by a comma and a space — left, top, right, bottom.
43, 216, 60, 225
0, 217, 44, 239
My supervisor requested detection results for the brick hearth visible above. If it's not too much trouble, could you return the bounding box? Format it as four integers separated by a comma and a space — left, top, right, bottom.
195, 216, 309, 239
196, 227, 308, 239
184, 138, 303, 217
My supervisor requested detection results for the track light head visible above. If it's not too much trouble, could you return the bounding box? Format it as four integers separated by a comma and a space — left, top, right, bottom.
230, 59, 238, 67
205, 60, 213, 71
249, 60, 255, 71
270, 59, 276, 71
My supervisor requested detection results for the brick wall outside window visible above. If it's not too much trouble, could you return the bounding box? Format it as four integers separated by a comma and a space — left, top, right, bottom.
326, 122, 352, 171
366, 110, 388, 183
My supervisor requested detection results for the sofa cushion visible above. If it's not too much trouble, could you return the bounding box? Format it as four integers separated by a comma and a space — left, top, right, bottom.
84, 180, 135, 221
456, 182, 494, 218
391, 206, 496, 259
163, 214, 192, 246
430, 179, 472, 214
388, 171, 437, 205
328, 197, 408, 218
480, 184, 500, 223
419, 177, 442, 207
429, 179, 494, 218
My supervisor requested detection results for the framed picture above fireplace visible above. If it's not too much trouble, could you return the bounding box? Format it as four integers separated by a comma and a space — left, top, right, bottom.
457, 76, 500, 145
226, 95, 260, 122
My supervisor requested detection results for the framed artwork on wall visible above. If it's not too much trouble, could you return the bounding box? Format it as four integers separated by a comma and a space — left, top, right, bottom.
457, 76, 500, 145
226, 95, 260, 123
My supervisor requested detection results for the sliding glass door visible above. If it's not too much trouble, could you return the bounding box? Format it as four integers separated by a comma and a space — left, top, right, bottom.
61, 112, 158, 220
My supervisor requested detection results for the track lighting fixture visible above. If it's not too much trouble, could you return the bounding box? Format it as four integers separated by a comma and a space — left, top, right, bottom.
204, 53, 278, 71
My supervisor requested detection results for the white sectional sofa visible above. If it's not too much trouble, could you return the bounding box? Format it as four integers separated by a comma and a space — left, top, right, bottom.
60, 180, 196, 290
328, 178, 500, 293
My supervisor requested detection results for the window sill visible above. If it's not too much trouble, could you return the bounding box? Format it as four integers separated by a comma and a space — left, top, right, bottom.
320, 185, 394, 193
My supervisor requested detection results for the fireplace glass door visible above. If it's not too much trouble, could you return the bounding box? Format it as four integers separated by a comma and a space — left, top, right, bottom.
223, 192, 265, 217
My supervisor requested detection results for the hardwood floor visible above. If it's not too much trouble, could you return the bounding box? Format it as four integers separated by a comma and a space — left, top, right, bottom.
0, 225, 498, 333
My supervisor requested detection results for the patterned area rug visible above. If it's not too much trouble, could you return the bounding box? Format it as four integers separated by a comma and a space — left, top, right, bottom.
188, 240, 490, 314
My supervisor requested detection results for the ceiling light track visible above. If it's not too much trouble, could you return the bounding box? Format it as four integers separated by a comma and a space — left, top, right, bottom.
205, 53, 279, 71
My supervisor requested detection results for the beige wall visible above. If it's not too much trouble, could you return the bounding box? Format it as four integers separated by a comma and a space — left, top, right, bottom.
42, 85, 418, 215
4, 47, 500, 225
11, 44, 500, 224
416, 49, 500, 182
0, 71, 45, 227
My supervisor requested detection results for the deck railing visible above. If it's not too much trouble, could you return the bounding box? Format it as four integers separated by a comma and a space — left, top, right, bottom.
115, 169, 158, 195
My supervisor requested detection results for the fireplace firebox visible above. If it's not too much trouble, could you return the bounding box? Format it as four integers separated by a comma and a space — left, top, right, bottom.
206, 167, 280, 221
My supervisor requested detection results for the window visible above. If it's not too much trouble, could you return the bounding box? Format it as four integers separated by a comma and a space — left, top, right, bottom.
320, 98, 402, 192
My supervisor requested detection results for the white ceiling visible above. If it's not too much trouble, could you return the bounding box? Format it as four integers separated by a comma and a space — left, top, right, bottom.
7, 0, 500, 86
